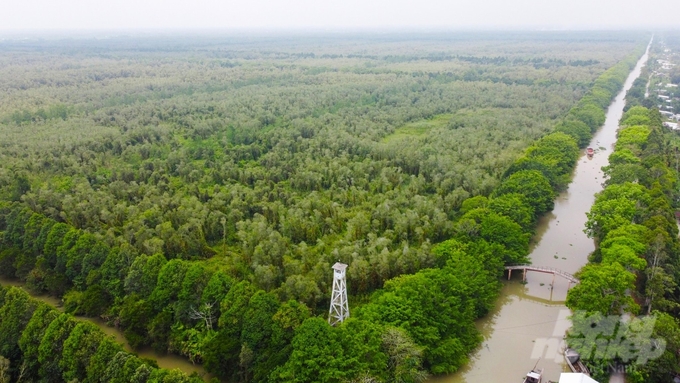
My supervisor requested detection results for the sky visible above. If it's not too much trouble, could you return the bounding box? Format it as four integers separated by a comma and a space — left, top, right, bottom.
0, 0, 678, 31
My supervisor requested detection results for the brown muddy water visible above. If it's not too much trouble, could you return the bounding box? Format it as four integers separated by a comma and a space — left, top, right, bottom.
0, 276, 213, 381
429, 41, 652, 383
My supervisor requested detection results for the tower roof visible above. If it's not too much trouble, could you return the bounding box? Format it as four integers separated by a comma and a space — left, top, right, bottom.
332, 262, 348, 271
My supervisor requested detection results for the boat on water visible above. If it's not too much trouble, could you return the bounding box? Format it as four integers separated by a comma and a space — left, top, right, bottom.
586, 147, 594, 157
564, 348, 590, 376
523, 368, 543, 383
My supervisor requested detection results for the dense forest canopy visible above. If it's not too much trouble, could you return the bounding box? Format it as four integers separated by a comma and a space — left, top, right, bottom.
0, 32, 643, 290
0, 31, 650, 382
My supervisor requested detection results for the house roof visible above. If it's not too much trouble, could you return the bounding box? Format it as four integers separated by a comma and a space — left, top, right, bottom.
558, 373, 599, 383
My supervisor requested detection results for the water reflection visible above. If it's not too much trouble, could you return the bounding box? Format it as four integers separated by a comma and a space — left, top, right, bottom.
428, 281, 572, 383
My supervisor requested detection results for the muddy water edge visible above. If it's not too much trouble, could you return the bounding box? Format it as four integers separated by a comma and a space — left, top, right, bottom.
0, 275, 213, 381
429, 41, 652, 383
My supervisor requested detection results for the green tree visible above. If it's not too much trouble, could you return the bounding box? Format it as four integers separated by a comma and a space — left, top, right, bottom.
203, 280, 257, 380
616, 125, 651, 151
9, 172, 30, 202
359, 268, 479, 374
0, 287, 36, 362
124, 253, 167, 298
86, 337, 124, 383
456, 209, 530, 264
118, 293, 153, 349
18, 303, 60, 382
459, 196, 488, 214
42, 222, 71, 270
568, 102, 606, 131
637, 311, 680, 382
15, 214, 47, 279
601, 244, 646, 271
338, 319, 390, 381
554, 119, 591, 148
585, 183, 650, 240
437, 239, 503, 317
101, 352, 137, 383
566, 263, 639, 315
493, 170, 554, 216
241, 290, 281, 381
200, 270, 234, 320
65, 232, 98, 289
527, 132, 579, 174
4, 205, 32, 248
60, 321, 105, 382
381, 327, 428, 383
37, 313, 77, 382
487, 193, 535, 233
273, 317, 349, 383
177, 263, 212, 325
100, 243, 137, 299
81, 240, 111, 286
149, 259, 189, 312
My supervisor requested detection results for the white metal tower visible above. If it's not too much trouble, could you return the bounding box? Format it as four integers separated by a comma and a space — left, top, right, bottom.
328, 262, 349, 326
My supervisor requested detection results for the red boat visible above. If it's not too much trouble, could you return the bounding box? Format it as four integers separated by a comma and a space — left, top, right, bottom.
586, 147, 594, 157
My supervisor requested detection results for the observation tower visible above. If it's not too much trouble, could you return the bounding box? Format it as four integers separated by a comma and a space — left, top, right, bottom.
328, 262, 349, 326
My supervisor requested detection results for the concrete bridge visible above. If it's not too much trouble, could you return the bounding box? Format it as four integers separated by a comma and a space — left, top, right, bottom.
505, 264, 580, 287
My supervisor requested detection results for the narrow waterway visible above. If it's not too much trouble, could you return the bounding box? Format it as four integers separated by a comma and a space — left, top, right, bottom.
429, 41, 652, 383
0, 276, 213, 381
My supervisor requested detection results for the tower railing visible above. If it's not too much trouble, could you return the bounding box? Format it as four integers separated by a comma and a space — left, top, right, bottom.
329, 262, 349, 326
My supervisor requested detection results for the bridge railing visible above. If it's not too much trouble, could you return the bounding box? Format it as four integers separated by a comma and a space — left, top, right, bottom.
504, 264, 579, 283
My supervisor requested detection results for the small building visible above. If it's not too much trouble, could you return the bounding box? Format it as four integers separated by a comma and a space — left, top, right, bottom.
558, 373, 599, 383
663, 122, 679, 130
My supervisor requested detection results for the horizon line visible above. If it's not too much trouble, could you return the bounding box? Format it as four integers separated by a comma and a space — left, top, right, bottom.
0, 26, 669, 36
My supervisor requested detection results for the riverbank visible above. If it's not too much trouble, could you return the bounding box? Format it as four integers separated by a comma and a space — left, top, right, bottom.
0, 275, 214, 381
429, 39, 652, 383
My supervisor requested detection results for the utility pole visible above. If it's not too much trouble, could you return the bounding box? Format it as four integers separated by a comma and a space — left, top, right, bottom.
328, 262, 349, 326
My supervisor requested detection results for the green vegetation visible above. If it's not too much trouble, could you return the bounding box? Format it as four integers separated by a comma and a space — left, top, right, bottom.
0, 285, 204, 382
567, 104, 680, 383
0, 32, 649, 382
382, 114, 453, 143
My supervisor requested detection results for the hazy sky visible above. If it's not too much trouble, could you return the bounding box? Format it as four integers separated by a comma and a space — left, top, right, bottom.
1, 0, 677, 31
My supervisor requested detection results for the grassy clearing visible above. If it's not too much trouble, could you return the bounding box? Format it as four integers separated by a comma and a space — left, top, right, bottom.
382, 113, 453, 142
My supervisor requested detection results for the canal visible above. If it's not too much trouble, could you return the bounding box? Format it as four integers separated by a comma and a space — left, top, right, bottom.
429, 39, 652, 383
0, 276, 213, 381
